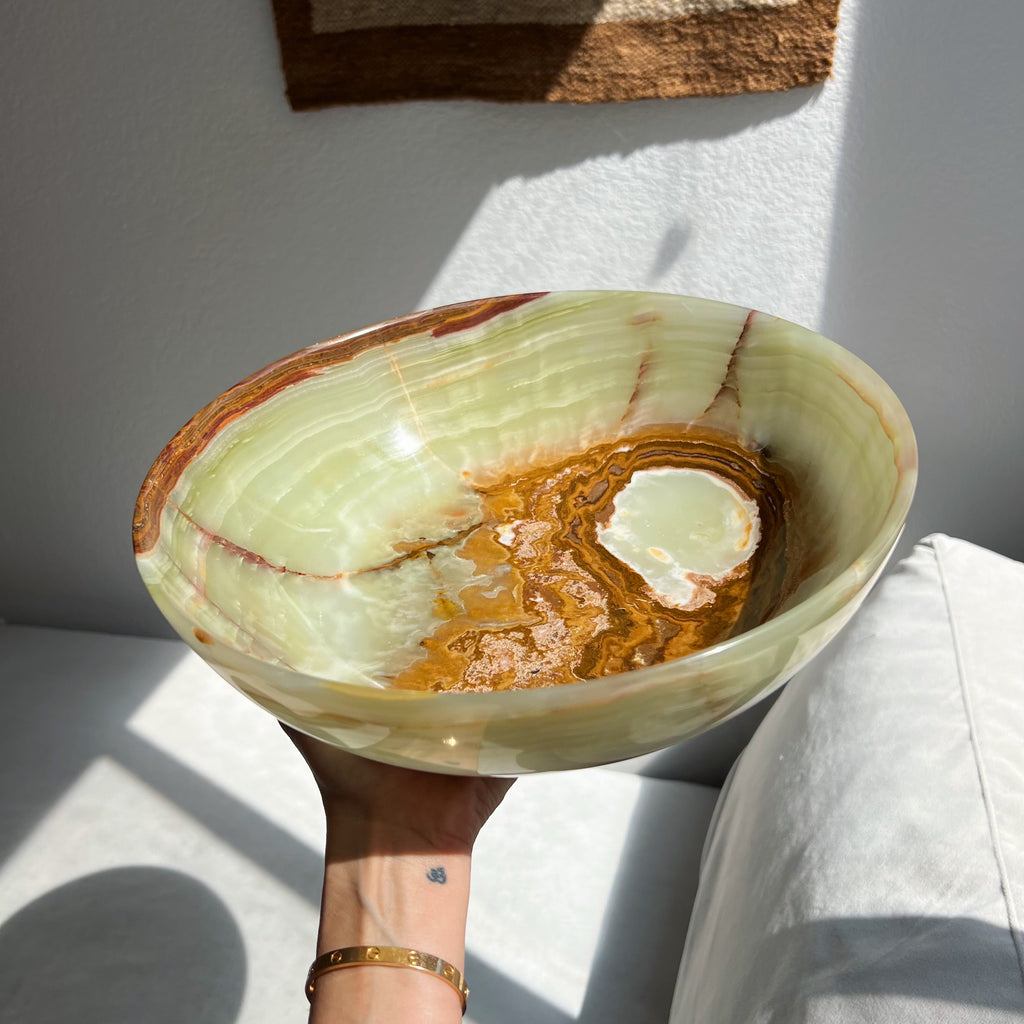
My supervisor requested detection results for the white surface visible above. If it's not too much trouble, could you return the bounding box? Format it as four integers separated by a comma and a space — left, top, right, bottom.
2, 0, 1021, 640
0, 625, 719, 1024
470, 769, 719, 1023
672, 536, 1024, 1022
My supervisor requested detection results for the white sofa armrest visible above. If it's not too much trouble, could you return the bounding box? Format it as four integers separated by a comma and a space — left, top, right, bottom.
672, 536, 1024, 1023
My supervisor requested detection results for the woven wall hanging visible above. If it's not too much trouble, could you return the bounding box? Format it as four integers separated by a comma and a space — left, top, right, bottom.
271, 0, 842, 109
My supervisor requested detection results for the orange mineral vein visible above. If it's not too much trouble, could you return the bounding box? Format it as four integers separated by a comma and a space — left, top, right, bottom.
389, 426, 803, 693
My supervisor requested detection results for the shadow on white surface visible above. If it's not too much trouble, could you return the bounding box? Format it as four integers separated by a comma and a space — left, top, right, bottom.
686, 915, 1024, 1020
0, 625, 720, 1024
0, 866, 246, 1024
464, 755, 720, 1022
0, 629, 182, 866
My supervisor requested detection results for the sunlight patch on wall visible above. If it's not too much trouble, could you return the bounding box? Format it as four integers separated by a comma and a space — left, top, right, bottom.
417, 0, 865, 333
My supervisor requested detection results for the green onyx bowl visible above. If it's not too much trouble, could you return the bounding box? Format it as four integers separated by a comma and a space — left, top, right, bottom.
134, 292, 916, 775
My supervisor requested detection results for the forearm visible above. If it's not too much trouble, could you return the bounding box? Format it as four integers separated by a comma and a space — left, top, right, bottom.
308, 812, 472, 1024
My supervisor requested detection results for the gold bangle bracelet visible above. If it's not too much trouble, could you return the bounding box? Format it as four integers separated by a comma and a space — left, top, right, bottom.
305, 945, 469, 1013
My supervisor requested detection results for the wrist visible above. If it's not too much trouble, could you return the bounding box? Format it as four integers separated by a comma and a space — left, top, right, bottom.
310, 831, 472, 1022
317, 847, 471, 957
322, 795, 482, 857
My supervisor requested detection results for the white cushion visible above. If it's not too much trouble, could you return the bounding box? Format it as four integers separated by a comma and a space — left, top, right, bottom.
671, 535, 1024, 1022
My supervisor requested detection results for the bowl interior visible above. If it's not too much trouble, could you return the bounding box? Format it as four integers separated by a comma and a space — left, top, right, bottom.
134, 292, 916, 773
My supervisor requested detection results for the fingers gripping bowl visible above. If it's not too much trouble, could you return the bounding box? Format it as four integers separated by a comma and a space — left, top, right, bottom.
134, 292, 916, 775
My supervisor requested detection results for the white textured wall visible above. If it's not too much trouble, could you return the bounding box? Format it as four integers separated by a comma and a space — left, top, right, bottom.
1, 0, 1021, 637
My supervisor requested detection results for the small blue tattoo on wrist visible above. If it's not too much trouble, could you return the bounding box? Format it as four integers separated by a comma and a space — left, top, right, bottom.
426, 866, 447, 884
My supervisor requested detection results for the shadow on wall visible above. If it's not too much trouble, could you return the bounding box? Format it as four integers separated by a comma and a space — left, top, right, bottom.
648, 222, 694, 285
0, 867, 246, 1024
327, 80, 816, 322
274, 0, 608, 105
0, 0, 820, 638
821, 0, 1024, 560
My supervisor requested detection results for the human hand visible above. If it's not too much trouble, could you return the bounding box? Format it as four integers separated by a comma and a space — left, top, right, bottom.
283, 725, 513, 853
283, 726, 514, 1022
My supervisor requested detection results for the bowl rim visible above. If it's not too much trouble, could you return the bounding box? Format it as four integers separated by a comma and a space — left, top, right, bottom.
135, 289, 918, 718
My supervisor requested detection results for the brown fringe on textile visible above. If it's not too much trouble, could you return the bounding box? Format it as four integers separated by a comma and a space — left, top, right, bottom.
271, 0, 842, 109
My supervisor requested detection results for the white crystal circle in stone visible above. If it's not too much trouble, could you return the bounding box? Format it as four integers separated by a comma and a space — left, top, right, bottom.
596, 468, 761, 610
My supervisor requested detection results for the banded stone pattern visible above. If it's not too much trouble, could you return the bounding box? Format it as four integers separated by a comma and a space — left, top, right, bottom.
133, 291, 916, 774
